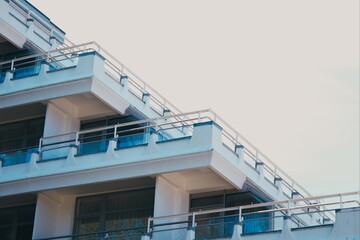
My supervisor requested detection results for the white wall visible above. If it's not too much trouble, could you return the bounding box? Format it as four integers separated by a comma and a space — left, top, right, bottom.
32, 192, 76, 239
153, 176, 189, 240
42, 102, 79, 159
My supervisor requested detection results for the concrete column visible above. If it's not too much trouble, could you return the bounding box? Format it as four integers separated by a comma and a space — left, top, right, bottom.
42, 102, 80, 160
32, 192, 76, 239
153, 176, 189, 240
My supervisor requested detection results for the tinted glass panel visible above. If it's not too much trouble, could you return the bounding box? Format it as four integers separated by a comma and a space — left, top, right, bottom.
74, 188, 155, 238
75, 217, 101, 234
0, 204, 35, 240
17, 205, 36, 223
77, 197, 103, 215
0, 118, 44, 153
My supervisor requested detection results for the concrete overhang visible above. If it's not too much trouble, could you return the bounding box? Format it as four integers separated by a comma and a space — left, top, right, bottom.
0, 52, 130, 116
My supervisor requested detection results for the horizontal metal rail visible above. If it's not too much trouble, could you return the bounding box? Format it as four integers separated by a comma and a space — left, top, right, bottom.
0, 39, 343, 214
33, 191, 359, 240
149, 191, 359, 222
8, 0, 65, 43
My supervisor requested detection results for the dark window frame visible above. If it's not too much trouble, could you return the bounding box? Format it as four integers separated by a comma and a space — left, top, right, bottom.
72, 187, 155, 236
0, 117, 45, 153
0, 204, 36, 240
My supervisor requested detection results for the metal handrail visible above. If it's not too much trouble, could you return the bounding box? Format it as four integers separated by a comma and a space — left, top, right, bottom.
149, 191, 359, 222
8, 0, 65, 43
32, 191, 359, 240
0, 40, 336, 206
147, 191, 359, 234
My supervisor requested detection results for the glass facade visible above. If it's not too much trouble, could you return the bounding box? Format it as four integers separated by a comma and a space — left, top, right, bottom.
190, 191, 272, 238
0, 204, 36, 240
73, 188, 155, 239
0, 117, 45, 166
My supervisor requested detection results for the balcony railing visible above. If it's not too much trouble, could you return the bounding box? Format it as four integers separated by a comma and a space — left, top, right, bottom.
1, 109, 314, 202
0, 41, 182, 118
33, 191, 360, 240
0, 40, 338, 211
6, 0, 66, 43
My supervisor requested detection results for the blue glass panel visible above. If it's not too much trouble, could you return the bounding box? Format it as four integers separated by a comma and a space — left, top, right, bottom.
0, 72, 6, 83
13, 65, 40, 79
1, 148, 36, 167
242, 213, 271, 234
117, 133, 147, 149
78, 139, 110, 155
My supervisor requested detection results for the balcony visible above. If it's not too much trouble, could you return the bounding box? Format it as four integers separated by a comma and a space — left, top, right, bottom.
31, 192, 359, 240
0, 42, 183, 121
1, 110, 312, 203
0, 0, 65, 51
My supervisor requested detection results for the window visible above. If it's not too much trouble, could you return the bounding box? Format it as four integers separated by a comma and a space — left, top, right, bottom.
0, 118, 45, 166
0, 204, 36, 240
189, 191, 272, 238
73, 188, 155, 239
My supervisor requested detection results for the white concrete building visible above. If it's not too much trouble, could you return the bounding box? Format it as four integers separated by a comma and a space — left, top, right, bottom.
0, 1, 359, 240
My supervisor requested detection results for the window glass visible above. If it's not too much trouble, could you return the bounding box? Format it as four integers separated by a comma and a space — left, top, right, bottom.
0, 122, 25, 141
74, 188, 155, 238
77, 197, 103, 215
0, 204, 36, 240
190, 195, 223, 210
17, 205, 36, 223
0, 118, 44, 153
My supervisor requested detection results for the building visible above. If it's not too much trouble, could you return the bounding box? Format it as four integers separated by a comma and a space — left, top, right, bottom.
0, 0, 359, 239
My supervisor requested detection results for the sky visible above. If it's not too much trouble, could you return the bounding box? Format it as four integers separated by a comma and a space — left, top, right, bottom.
30, 0, 359, 195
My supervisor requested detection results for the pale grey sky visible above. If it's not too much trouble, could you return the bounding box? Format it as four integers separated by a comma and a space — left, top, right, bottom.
31, 0, 359, 195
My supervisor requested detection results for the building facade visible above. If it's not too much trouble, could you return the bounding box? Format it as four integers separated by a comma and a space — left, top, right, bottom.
0, 1, 359, 239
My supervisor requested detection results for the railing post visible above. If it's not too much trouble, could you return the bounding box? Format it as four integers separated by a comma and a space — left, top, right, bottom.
155, 119, 159, 132
192, 212, 196, 228
238, 207, 242, 222
38, 138, 43, 154
235, 145, 244, 164
75, 132, 80, 146
232, 208, 243, 240
114, 125, 118, 138
255, 162, 264, 179
10, 59, 14, 72
120, 75, 129, 91
147, 217, 151, 233
340, 194, 343, 209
